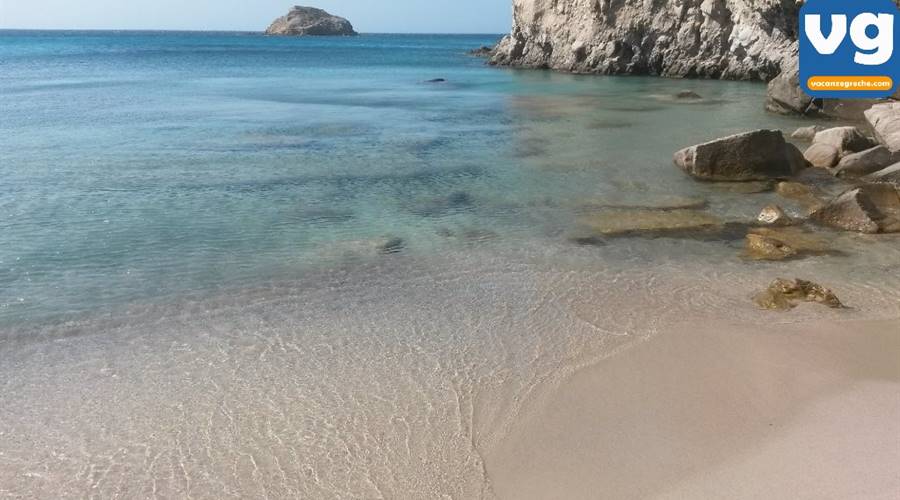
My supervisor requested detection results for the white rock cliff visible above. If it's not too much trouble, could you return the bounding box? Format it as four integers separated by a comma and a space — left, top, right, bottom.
491, 0, 802, 81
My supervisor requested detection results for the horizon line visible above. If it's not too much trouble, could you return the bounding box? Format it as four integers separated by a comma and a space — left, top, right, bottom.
0, 28, 507, 36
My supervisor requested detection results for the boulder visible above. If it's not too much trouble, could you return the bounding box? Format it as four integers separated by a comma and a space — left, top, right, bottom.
674, 130, 803, 182
757, 205, 792, 226
813, 127, 874, 155
863, 163, 900, 187
265, 6, 357, 36
804, 143, 840, 169
864, 102, 900, 153
832, 146, 898, 178
754, 278, 843, 311
766, 62, 817, 116
791, 125, 824, 142
811, 184, 900, 233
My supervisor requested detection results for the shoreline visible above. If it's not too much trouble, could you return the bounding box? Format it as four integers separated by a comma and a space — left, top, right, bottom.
485, 316, 900, 499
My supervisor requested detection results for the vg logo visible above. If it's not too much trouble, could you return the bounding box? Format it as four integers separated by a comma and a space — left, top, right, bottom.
800, 0, 899, 98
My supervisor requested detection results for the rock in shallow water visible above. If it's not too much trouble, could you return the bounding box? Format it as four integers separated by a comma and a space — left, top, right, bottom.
754, 278, 844, 311
576, 208, 723, 238
863, 163, 900, 187
757, 205, 792, 226
811, 184, 900, 233
832, 146, 898, 178
775, 181, 827, 212
265, 6, 357, 36
674, 130, 804, 182
744, 227, 830, 261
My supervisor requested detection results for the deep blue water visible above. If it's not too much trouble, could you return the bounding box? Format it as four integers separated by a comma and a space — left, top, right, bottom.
0, 31, 820, 326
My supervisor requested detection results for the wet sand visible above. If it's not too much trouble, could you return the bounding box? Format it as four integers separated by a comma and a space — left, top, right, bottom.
486, 316, 900, 499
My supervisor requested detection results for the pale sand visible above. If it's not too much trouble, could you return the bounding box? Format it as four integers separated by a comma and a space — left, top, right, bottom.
485, 317, 900, 500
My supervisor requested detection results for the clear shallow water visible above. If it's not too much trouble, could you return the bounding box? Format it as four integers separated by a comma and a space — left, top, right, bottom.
2, 32, 900, 498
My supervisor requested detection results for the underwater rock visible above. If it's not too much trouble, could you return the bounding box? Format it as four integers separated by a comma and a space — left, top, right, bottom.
811, 184, 900, 233
775, 181, 827, 212
577, 208, 723, 237
675, 90, 702, 100
409, 191, 475, 217
265, 6, 357, 36
754, 278, 844, 311
744, 226, 830, 261
745, 233, 797, 261
376, 236, 405, 254
674, 130, 802, 181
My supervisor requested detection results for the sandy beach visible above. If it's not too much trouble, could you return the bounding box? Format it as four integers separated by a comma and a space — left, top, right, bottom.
487, 317, 900, 499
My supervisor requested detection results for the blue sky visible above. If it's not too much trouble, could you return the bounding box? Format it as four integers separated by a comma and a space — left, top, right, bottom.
0, 0, 511, 33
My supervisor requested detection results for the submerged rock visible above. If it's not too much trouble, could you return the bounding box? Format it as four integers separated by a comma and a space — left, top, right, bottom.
577, 208, 723, 238
811, 184, 900, 233
674, 130, 804, 182
832, 146, 898, 178
745, 233, 797, 261
754, 278, 844, 311
265, 6, 357, 36
775, 181, 827, 212
744, 227, 830, 261
864, 102, 900, 153
675, 90, 702, 100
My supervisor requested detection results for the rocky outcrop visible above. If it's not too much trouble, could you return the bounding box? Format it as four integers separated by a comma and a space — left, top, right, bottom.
266, 6, 357, 36
490, 0, 799, 80
674, 130, 805, 181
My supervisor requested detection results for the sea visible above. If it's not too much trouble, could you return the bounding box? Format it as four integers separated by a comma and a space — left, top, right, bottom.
1, 31, 899, 498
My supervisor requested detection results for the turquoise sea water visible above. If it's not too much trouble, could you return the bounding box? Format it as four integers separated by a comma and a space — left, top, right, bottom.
3, 32, 900, 498
0, 30, 862, 326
